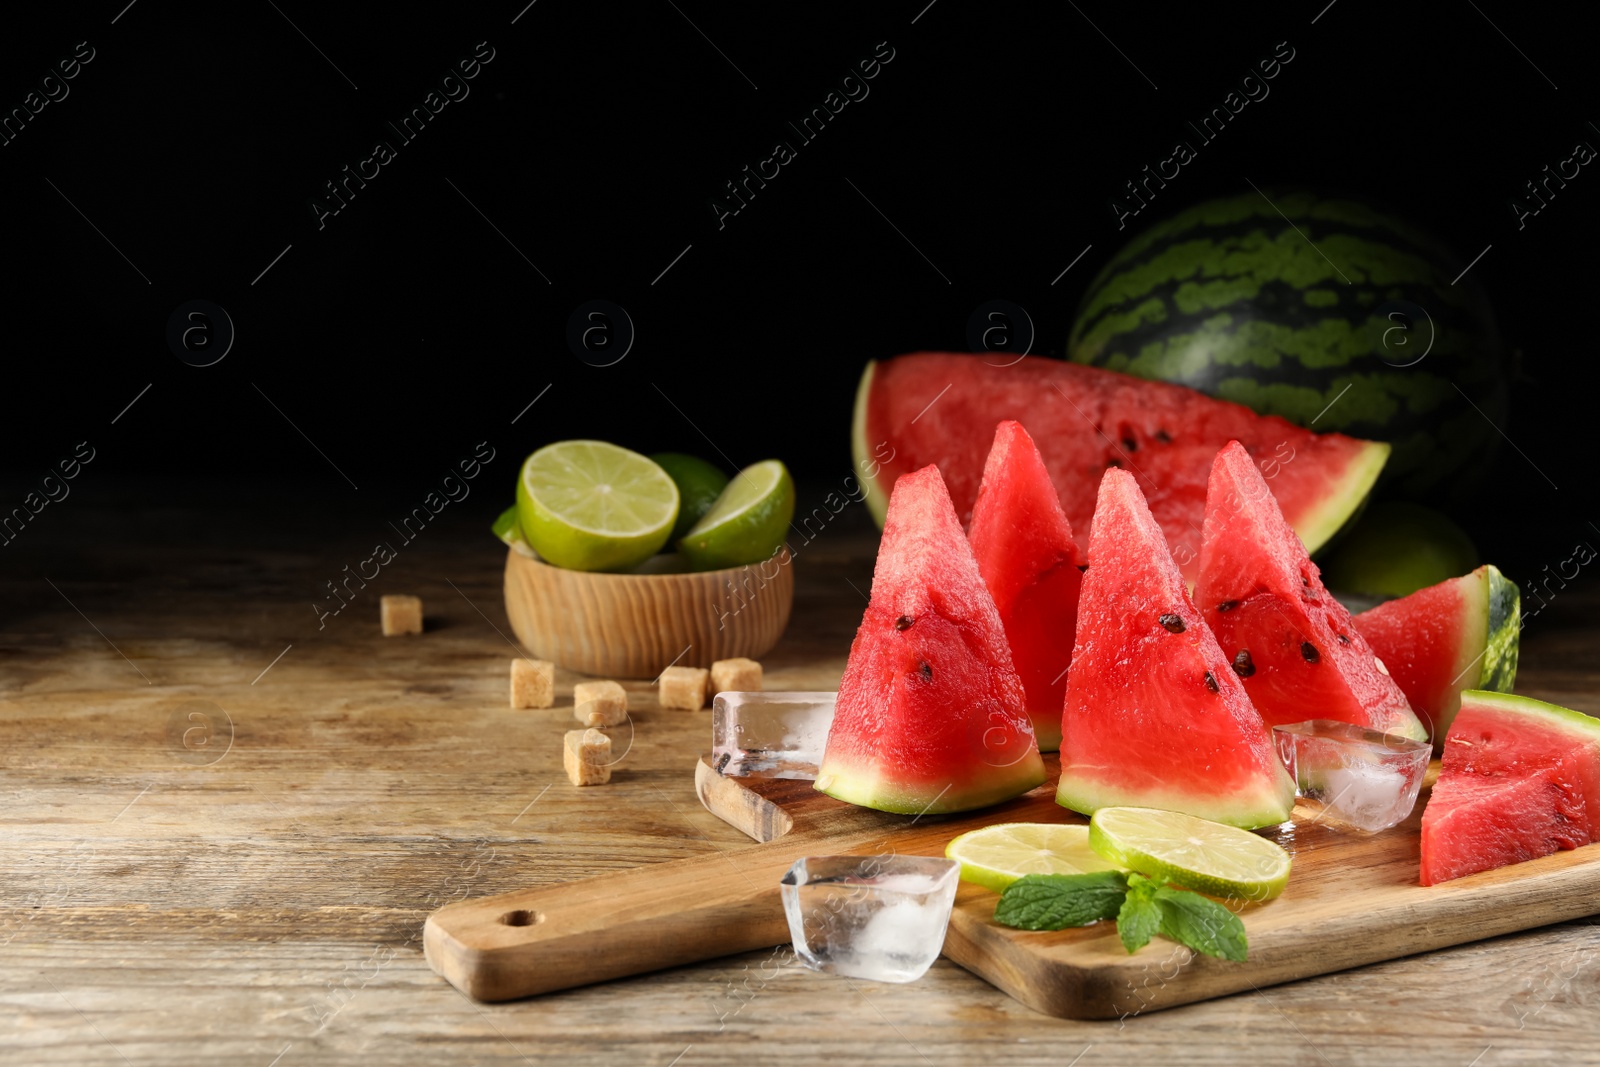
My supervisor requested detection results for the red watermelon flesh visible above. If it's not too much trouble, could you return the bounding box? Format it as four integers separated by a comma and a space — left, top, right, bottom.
968, 420, 1085, 753
1354, 565, 1521, 747
1420, 691, 1600, 885
1198, 441, 1427, 742
853, 353, 1390, 582
816, 464, 1046, 814
1055, 467, 1294, 829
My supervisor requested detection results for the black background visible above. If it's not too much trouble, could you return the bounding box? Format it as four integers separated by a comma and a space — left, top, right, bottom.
1, 0, 1594, 573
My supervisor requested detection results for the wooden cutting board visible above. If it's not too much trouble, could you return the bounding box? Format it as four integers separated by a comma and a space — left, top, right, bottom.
424, 755, 1600, 1017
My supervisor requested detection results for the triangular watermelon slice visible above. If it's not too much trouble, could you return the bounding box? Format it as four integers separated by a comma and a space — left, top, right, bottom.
1420, 691, 1600, 885
1056, 467, 1294, 829
816, 464, 1046, 814
1198, 441, 1428, 742
1354, 565, 1521, 747
968, 420, 1086, 753
852, 353, 1391, 582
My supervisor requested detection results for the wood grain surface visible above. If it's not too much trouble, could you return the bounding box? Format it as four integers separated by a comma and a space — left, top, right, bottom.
2, 490, 1598, 1064
680, 758, 1600, 1018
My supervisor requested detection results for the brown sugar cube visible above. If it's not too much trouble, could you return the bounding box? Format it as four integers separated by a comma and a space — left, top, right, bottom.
710, 657, 763, 694
563, 728, 612, 786
659, 665, 710, 710
509, 658, 555, 709
380, 595, 423, 636
573, 680, 628, 727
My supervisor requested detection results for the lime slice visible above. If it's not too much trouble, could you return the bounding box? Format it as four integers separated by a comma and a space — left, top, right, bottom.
650, 452, 730, 541
516, 441, 679, 572
678, 459, 795, 571
945, 822, 1120, 892
1089, 806, 1292, 901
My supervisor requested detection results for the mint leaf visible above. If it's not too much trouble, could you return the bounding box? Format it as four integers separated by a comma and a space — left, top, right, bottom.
993, 871, 1129, 931
1117, 893, 1162, 952
1153, 885, 1248, 961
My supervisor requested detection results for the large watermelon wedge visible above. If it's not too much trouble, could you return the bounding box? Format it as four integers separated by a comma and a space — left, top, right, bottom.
1198, 441, 1427, 741
1354, 565, 1521, 747
853, 353, 1389, 583
815, 464, 1046, 814
1056, 467, 1294, 829
968, 420, 1085, 753
1420, 691, 1600, 886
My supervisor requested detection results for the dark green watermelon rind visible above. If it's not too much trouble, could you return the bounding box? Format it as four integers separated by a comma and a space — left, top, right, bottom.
1479, 565, 1521, 695
1066, 192, 1506, 494
816, 760, 1047, 816
1055, 777, 1293, 833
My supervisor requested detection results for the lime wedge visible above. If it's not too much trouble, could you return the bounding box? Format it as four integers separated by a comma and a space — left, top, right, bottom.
946, 822, 1120, 892
1089, 806, 1292, 901
492, 505, 523, 546
516, 441, 679, 572
678, 459, 795, 571
650, 452, 730, 541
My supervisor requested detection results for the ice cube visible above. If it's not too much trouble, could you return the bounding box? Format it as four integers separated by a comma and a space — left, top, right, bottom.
711, 691, 836, 780
1273, 719, 1431, 833
779, 855, 959, 983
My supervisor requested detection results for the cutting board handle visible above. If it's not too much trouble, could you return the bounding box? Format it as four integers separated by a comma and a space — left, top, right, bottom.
425, 760, 808, 1001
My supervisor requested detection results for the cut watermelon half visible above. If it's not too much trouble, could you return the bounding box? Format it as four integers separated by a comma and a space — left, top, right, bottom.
1198, 441, 1427, 741
815, 464, 1046, 814
1420, 691, 1600, 886
852, 353, 1390, 582
1056, 467, 1295, 829
968, 420, 1085, 753
1354, 565, 1521, 747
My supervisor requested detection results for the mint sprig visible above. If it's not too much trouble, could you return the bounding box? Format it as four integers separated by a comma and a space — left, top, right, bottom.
991, 871, 1128, 931
993, 869, 1249, 961
1115, 873, 1163, 953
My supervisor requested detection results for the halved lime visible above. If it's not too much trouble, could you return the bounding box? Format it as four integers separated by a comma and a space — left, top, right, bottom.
946, 822, 1120, 892
1089, 806, 1292, 901
650, 452, 730, 541
677, 459, 794, 571
516, 441, 679, 572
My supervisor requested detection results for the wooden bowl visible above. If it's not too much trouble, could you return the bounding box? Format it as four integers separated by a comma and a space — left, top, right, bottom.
502, 547, 794, 678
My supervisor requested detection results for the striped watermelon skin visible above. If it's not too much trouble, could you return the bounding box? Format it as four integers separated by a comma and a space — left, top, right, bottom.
1068, 192, 1506, 497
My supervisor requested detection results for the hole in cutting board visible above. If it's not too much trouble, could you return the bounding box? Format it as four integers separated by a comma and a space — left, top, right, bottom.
499, 909, 542, 927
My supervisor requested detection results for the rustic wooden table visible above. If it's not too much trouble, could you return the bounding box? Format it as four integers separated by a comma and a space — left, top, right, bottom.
3, 488, 1597, 1065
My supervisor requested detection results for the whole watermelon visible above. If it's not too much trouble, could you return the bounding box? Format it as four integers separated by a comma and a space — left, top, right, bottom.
1068, 191, 1507, 497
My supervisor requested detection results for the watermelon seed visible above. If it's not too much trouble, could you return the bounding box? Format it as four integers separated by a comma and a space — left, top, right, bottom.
1105, 457, 1123, 468
1155, 429, 1172, 443
1159, 613, 1186, 633
1203, 671, 1219, 693
919, 661, 933, 681
1301, 641, 1320, 663
1337, 633, 1351, 644
895, 615, 914, 631
715, 752, 732, 773
1232, 649, 1255, 678
1217, 600, 1238, 613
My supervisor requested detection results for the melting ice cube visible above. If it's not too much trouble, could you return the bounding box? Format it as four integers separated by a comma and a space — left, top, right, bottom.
1273, 719, 1431, 833
711, 691, 836, 780
779, 855, 959, 983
